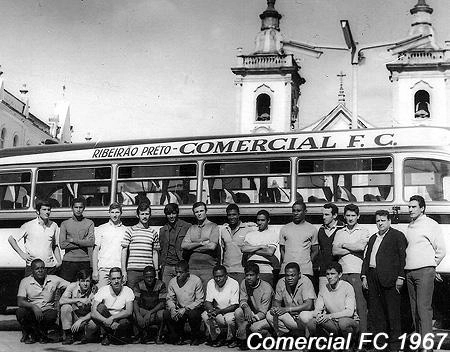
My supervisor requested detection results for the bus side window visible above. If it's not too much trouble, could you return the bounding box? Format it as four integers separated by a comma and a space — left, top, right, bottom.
0, 171, 31, 210
404, 158, 450, 201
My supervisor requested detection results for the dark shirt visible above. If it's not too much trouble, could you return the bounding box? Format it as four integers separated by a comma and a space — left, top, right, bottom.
59, 216, 95, 262
318, 220, 345, 276
159, 219, 191, 267
133, 279, 167, 311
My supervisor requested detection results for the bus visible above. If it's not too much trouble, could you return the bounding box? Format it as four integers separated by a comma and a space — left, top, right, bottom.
0, 126, 449, 313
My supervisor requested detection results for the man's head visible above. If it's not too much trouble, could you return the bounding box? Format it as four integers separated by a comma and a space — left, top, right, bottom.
375, 209, 391, 234
284, 262, 300, 288
192, 201, 207, 223
136, 201, 151, 225
71, 197, 86, 218
322, 203, 338, 226
31, 258, 46, 281
344, 203, 359, 227
292, 201, 307, 224
142, 266, 157, 286
109, 267, 123, 291
175, 260, 190, 282
244, 262, 260, 287
226, 204, 240, 227
213, 264, 228, 288
35, 199, 52, 221
164, 203, 179, 225
256, 210, 270, 232
325, 262, 343, 287
409, 195, 426, 221
108, 202, 122, 224
76, 269, 92, 292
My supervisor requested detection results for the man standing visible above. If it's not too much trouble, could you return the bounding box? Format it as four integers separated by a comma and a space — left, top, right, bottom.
317, 203, 344, 292
361, 210, 407, 351
181, 201, 219, 289
405, 195, 446, 350
279, 201, 318, 282
8, 199, 61, 276
16, 258, 69, 344
91, 267, 135, 346
59, 197, 95, 282
93, 203, 128, 287
202, 265, 239, 347
121, 201, 160, 289
220, 204, 255, 284
159, 203, 190, 286
333, 203, 370, 333
165, 260, 204, 345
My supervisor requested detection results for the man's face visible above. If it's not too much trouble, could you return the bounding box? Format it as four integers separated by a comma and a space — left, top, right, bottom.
284, 268, 300, 288
166, 211, 178, 225
292, 204, 306, 224
109, 272, 123, 291
245, 270, 258, 287
79, 277, 92, 292
109, 208, 122, 223
32, 261, 46, 281
326, 268, 341, 286
213, 269, 227, 288
193, 205, 207, 222
72, 202, 85, 218
256, 214, 269, 231
344, 210, 359, 226
175, 266, 189, 282
376, 214, 391, 233
227, 209, 240, 227
408, 200, 423, 221
37, 205, 51, 221
138, 208, 151, 225
143, 271, 156, 286
322, 207, 337, 226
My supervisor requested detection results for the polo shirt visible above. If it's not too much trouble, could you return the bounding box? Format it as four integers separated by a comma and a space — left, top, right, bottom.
279, 221, 318, 275
183, 219, 220, 269
244, 228, 280, 274
333, 225, 370, 274
121, 225, 160, 271
95, 220, 128, 269
18, 274, 69, 311
314, 280, 358, 320
220, 222, 255, 273
15, 217, 59, 267
167, 274, 204, 311
274, 276, 316, 313
61, 281, 96, 315
59, 216, 95, 262
94, 285, 135, 315
205, 277, 239, 310
239, 279, 273, 319
133, 279, 166, 310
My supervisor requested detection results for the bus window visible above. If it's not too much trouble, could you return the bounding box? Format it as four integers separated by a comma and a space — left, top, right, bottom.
203, 160, 291, 204
116, 163, 197, 206
0, 171, 31, 210
297, 157, 393, 203
404, 158, 450, 201
36, 166, 111, 208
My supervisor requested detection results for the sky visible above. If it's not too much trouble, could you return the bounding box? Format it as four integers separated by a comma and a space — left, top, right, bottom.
0, 0, 449, 142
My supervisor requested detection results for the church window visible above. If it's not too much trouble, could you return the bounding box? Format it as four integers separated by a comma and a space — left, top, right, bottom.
414, 90, 430, 119
12, 134, 19, 147
256, 93, 271, 121
0, 129, 5, 149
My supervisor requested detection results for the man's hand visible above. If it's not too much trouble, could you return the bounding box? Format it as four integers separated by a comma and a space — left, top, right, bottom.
104, 316, 115, 327
270, 307, 288, 316
362, 277, 368, 290
111, 322, 119, 330
316, 313, 330, 324
136, 313, 145, 327
122, 273, 127, 285
395, 278, 404, 293
92, 270, 99, 282
251, 314, 260, 323
71, 319, 84, 333
243, 307, 253, 322
21, 253, 34, 262
32, 306, 43, 321
171, 309, 181, 321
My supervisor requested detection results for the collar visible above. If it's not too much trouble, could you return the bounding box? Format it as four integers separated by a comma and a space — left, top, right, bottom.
410, 214, 426, 225
377, 228, 389, 238
249, 279, 261, 290
36, 217, 51, 227
324, 220, 338, 230
343, 224, 363, 233
108, 220, 123, 227
30, 275, 51, 287
72, 215, 84, 221
326, 279, 343, 292
197, 219, 211, 228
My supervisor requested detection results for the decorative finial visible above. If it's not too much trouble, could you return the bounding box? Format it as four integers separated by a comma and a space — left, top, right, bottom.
410, 0, 433, 15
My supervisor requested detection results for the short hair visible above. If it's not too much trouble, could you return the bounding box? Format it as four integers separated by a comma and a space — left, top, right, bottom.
292, 201, 306, 211
109, 267, 122, 277
244, 262, 260, 275
226, 203, 240, 214
109, 202, 123, 213
256, 209, 270, 220
213, 264, 227, 275
164, 203, 179, 215
76, 268, 92, 280
344, 203, 359, 216
71, 197, 86, 208
30, 258, 44, 269
285, 262, 300, 274
410, 195, 426, 212
323, 202, 338, 215
176, 260, 189, 272
143, 265, 156, 275
326, 261, 343, 274
375, 209, 391, 219
136, 201, 151, 215
35, 199, 51, 212
192, 201, 207, 212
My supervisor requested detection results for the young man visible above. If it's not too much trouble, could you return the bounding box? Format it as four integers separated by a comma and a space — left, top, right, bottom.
181, 201, 219, 289
60, 269, 98, 345
59, 197, 95, 282
202, 265, 239, 347
405, 195, 446, 349
165, 260, 204, 346
279, 201, 318, 282
267, 262, 316, 336
234, 262, 273, 350
159, 203, 191, 286
361, 210, 407, 351
8, 199, 61, 276
16, 258, 69, 344
121, 201, 160, 289
91, 267, 135, 345
333, 203, 370, 333
220, 204, 255, 284
242, 210, 280, 285
93, 202, 128, 287
299, 262, 359, 339
132, 265, 166, 344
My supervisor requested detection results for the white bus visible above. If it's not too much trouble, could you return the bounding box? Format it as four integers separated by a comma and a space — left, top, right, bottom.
0, 126, 449, 312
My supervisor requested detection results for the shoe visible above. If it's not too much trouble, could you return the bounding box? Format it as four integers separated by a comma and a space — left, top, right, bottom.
156, 336, 164, 344
176, 338, 187, 345
101, 335, 110, 346
39, 336, 51, 344
213, 339, 226, 347
191, 338, 201, 346
78, 337, 88, 345
228, 340, 239, 348
62, 335, 74, 345
239, 340, 250, 351
24, 336, 36, 344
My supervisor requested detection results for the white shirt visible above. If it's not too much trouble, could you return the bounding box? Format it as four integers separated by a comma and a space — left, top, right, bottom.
244, 227, 280, 274
94, 285, 135, 315
205, 277, 239, 310
369, 231, 387, 268
95, 220, 128, 269
333, 225, 370, 274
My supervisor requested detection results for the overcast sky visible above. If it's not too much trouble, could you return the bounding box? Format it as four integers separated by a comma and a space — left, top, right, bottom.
0, 0, 449, 142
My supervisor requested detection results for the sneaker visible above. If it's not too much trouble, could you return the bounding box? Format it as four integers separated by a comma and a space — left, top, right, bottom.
62, 335, 74, 345
24, 336, 37, 344
101, 335, 110, 346
228, 340, 239, 348
39, 336, 51, 344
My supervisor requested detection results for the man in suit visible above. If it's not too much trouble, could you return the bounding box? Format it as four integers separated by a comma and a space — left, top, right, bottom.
361, 209, 407, 351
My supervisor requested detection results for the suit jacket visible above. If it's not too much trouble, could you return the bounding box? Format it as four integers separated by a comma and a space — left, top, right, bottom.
361, 227, 407, 288
159, 219, 191, 267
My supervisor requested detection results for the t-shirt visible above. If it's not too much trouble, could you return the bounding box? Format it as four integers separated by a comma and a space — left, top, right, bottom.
239, 279, 273, 319
274, 276, 316, 315
244, 228, 280, 274
205, 277, 239, 310
95, 221, 128, 269
94, 285, 135, 315
122, 225, 160, 271
61, 281, 97, 316
220, 222, 255, 273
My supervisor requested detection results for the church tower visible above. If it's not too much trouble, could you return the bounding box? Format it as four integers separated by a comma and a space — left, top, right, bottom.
231, 0, 304, 133
387, 0, 450, 127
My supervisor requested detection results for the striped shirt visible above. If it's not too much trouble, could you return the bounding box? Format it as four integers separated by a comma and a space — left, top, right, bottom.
122, 225, 160, 271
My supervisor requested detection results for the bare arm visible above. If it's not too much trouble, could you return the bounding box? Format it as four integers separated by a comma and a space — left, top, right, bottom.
121, 247, 128, 277
92, 245, 99, 281
8, 235, 30, 262
310, 244, 319, 262
91, 300, 108, 324
332, 243, 350, 256
152, 250, 159, 271
111, 301, 133, 321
